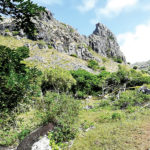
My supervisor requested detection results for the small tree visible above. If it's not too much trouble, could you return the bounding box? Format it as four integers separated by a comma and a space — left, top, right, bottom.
0, 45, 41, 109
133, 66, 138, 70
42, 67, 76, 93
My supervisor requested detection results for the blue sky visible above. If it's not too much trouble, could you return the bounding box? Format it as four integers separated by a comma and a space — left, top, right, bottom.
32, 0, 150, 63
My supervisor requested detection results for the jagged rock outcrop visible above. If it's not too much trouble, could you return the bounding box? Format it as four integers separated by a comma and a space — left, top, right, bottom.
89, 23, 126, 62
0, 10, 126, 63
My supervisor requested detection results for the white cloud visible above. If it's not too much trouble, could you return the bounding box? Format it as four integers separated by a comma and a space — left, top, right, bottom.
32, 0, 63, 6
97, 0, 138, 17
77, 0, 98, 13
117, 22, 150, 63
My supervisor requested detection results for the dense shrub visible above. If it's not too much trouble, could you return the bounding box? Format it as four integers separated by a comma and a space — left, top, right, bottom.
0, 45, 41, 110
70, 54, 77, 58
41, 67, 76, 93
71, 69, 102, 98
133, 66, 138, 70
105, 66, 150, 89
114, 90, 150, 109
71, 67, 150, 98
88, 60, 99, 70
100, 66, 106, 71
113, 57, 123, 63
39, 92, 80, 143
104, 66, 129, 89
127, 69, 150, 87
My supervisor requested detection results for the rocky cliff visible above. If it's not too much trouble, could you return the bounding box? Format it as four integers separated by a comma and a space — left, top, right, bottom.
89, 23, 125, 61
0, 10, 126, 64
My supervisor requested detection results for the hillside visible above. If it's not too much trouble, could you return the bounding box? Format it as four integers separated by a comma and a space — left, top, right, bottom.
0, 10, 126, 73
133, 60, 150, 74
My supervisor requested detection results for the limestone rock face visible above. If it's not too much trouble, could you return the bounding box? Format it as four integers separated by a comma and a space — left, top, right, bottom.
89, 23, 126, 62
32, 136, 51, 150
0, 10, 126, 63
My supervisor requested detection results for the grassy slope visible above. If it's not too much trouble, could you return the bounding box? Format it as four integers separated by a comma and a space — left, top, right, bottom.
69, 99, 150, 150
0, 35, 121, 73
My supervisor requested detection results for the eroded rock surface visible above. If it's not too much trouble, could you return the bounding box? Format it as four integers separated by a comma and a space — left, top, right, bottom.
89, 23, 126, 62
32, 135, 51, 150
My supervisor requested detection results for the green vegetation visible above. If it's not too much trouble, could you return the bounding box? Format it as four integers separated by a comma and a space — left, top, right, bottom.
88, 59, 99, 70
109, 35, 114, 40
0, 45, 79, 147
48, 45, 53, 49
0, 45, 40, 110
0, 45, 42, 146
70, 28, 74, 33
71, 69, 102, 98
71, 106, 150, 150
38, 92, 80, 143
99, 66, 106, 71
12, 31, 19, 36
5, 29, 10, 32
87, 46, 93, 51
70, 54, 78, 58
42, 67, 76, 93
114, 90, 150, 109
102, 57, 108, 63
113, 56, 123, 63
133, 66, 138, 70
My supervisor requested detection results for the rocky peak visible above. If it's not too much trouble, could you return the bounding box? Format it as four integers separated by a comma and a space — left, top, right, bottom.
93, 23, 106, 35
38, 9, 54, 22
93, 23, 114, 38
89, 23, 126, 62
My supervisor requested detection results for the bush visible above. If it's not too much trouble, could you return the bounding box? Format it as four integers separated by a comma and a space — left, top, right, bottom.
80, 120, 94, 132
41, 67, 76, 93
111, 113, 121, 120
70, 54, 77, 58
0, 45, 41, 110
18, 129, 30, 141
39, 92, 80, 143
88, 60, 99, 70
102, 57, 108, 63
71, 69, 102, 98
100, 66, 106, 71
127, 69, 150, 87
48, 45, 53, 49
113, 90, 150, 109
12, 31, 19, 36
113, 57, 123, 63
99, 100, 111, 107
133, 66, 138, 70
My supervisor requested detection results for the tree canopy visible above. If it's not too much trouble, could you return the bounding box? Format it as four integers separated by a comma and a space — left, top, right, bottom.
0, 0, 45, 37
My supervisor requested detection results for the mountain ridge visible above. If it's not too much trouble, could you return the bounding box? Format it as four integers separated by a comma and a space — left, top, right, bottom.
0, 10, 126, 63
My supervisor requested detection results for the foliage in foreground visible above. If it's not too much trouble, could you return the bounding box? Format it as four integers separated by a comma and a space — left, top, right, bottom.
0, 45, 41, 110
38, 92, 80, 143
